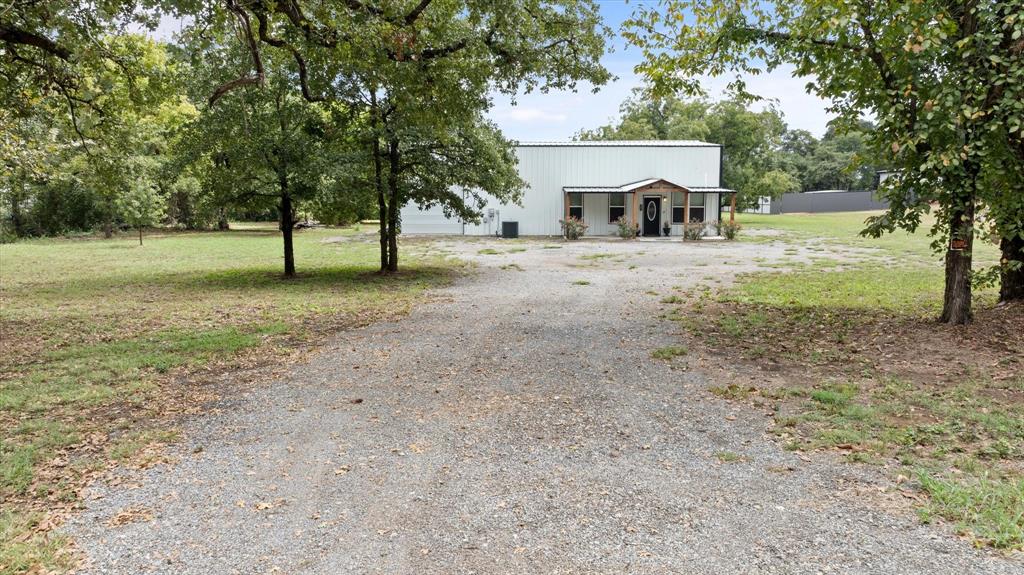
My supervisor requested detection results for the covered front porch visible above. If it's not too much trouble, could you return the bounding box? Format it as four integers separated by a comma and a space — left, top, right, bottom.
562, 178, 736, 238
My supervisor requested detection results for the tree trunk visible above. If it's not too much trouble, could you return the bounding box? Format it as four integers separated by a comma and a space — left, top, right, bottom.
103, 196, 114, 239
370, 93, 389, 273
939, 199, 974, 324
386, 139, 400, 273
10, 182, 24, 237
138, 227, 143, 246
1000, 233, 1024, 302
279, 176, 296, 278
217, 208, 230, 231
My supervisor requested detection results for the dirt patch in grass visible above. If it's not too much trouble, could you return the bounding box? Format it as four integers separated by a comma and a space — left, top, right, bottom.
670, 288, 1024, 550
659, 212, 1020, 551
0, 227, 457, 573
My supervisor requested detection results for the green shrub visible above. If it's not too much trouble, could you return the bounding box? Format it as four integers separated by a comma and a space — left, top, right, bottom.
615, 216, 636, 239
560, 216, 588, 240
683, 220, 705, 241
721, 221, 742, 240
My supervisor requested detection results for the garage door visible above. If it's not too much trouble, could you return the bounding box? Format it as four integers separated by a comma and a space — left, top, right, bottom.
399, 203, 464, 235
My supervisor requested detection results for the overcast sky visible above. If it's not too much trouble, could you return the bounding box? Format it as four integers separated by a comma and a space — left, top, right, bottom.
491, 0, 834, 141
151, 2, 835, 141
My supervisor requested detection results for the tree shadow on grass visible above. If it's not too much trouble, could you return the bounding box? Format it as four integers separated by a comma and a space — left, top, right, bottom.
9, 263, 457, 304
177, 264, 455, 292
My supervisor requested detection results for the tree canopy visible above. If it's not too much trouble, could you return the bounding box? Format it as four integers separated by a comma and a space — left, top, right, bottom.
624, 0, 1024, 323
2, 0, 612, 274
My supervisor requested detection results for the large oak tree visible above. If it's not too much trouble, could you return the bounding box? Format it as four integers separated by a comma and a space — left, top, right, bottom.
199, 0, 612, 272
624, 0, 1024, 323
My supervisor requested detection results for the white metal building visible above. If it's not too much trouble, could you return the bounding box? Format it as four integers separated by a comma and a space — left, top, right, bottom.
400, 141, 735, 237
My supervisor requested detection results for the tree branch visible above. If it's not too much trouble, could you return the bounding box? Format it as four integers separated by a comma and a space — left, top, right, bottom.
404, 0, 434, 26
209, 0, 266, 105
0, 23, 71, 60
209, 75, 262, 105
253, 10, 324, 102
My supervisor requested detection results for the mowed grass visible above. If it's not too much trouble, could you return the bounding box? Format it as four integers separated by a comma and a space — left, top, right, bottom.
668, 211, 1022, 550
738, 210, 1001, 267
726, 210, 1001, 318
0, 224, 455, 573
771, 377, 1024, 549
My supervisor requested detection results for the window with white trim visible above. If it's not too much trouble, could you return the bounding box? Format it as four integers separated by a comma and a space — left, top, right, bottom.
671, 192, 684, 223
568, 192, 583, 220
672, 192, 706, 223
689, 192, 705, 222
608, 192, 625, 223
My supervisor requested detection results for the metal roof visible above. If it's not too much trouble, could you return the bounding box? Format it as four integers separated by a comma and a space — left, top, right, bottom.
687, 187, 735, 193
564, 179, 734, 194
517, 140, 720, 148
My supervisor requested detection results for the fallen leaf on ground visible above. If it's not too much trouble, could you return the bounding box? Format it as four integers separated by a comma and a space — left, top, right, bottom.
107, 506, 154, 527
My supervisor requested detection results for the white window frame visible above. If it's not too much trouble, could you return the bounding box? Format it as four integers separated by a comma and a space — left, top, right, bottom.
568, 192, 583, 220
608, 192, 625, 223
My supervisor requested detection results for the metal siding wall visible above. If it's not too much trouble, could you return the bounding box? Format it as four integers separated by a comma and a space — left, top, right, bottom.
582, 193, 608, 236
399, 203, 463, 234
771, 191, 888, 214
402, 144, 722, 235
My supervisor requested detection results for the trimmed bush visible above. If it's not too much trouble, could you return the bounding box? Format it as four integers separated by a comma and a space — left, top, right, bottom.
721, 221, 742, 240
615, 216, 636, 239
683, 219, 705, 241
560, 216, 588, 240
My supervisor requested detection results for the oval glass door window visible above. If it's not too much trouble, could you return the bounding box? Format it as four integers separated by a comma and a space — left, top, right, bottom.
646, 202, 656, 221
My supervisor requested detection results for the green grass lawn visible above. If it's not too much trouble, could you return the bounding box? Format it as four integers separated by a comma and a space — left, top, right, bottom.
737, 210, 1000, 263
672, 211, 1023, 551
731, 210, 1002, 315
0, 224, 455, 574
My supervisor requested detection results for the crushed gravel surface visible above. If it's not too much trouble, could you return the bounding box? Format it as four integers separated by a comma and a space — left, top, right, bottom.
67, 237, 1022, 574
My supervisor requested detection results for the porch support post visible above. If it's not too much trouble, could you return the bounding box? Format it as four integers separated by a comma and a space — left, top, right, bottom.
730, 192, 736, 224
631, 192, 638, 237
683, 189, 690, 242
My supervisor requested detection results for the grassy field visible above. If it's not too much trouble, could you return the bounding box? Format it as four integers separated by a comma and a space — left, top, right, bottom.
0, 224, 454, 574
669, 211, 1023, 551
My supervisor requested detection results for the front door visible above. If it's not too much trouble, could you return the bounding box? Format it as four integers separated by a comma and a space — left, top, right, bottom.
642, 196, 661, 237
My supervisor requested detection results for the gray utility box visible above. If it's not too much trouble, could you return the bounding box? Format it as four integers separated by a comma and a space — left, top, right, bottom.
501, 221, 519, 239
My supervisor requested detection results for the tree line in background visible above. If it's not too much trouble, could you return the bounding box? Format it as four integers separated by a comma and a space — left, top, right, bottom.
2, 34, 375, 244
1, 0, 610, 275
2, 0, 1021, 323
577, 91, 884, 204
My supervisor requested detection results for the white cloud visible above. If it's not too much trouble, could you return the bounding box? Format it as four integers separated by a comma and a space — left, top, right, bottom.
489, 62, 837, 142
701, 64, 835, 135
492, 107, 569, 124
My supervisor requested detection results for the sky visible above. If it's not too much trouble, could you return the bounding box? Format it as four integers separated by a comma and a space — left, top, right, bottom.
489, 0, 835, 141
150, 2, 835, 141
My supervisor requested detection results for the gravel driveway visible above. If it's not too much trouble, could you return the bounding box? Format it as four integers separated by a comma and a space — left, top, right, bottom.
68, 237, 1021, 574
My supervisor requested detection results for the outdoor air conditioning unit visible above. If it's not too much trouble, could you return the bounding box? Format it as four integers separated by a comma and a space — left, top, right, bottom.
502, 221, 519, 239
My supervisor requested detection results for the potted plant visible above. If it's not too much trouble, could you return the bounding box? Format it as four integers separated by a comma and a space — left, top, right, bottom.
662, 221, 671, 237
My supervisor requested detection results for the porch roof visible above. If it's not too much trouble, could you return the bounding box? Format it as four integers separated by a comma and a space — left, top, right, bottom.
686, 187, 735, 194
563, 178, 734, 194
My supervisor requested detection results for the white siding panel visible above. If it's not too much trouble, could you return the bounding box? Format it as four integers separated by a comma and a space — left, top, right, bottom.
581, 193, 611, 236
401, 143, 722, 236
400, 203, 463, 235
